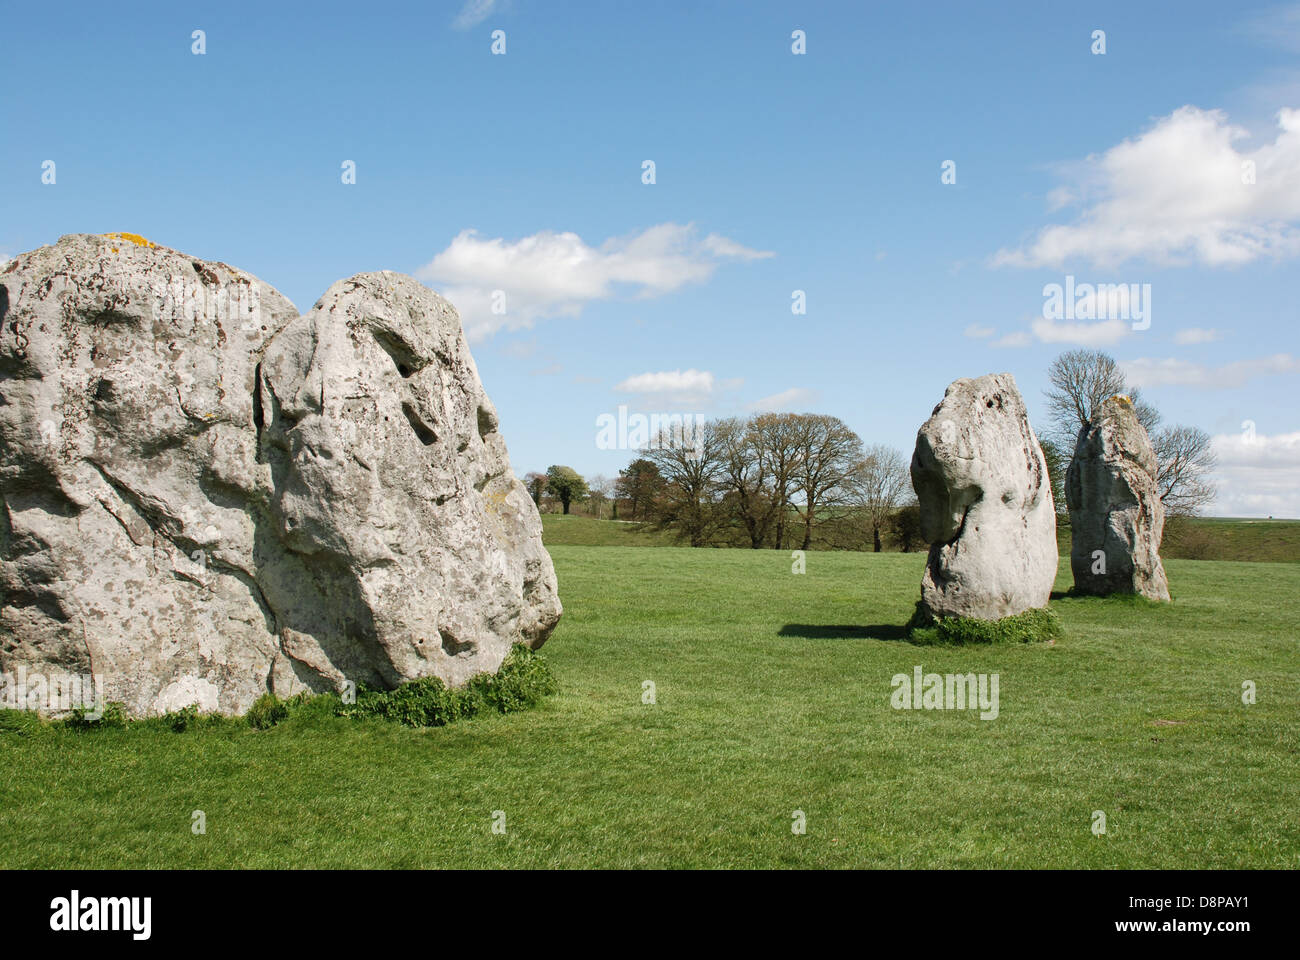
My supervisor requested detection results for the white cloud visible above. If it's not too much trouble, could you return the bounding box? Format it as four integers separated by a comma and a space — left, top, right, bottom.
1211, 429, 1300, 517
702, 233, 775, 261
747, 387, 819, 412
993, 331, 1031, 348
1030, 316, 1130, 346
418, 223, 773, 340
452, 0, 497, 30
613, 368, 737, 407
993, 106, 1300, 267
1123, 353, 1300, 389
964, 324, 995, 339
1174, 327, 1222, 345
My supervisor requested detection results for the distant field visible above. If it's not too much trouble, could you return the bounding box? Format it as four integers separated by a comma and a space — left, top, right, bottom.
545, 513, 1300, 564
2, 547, 1296, 868
540, 514, 674, 547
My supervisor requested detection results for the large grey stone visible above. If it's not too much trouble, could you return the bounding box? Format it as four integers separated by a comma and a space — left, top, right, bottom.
910, 373, 1058, 621
0, 233, 560, 715
1065, 394, 1170, 600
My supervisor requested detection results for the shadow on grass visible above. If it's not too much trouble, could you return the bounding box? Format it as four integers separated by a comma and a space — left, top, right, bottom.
1051, 589, 1169, 606
779, 623, 911, 642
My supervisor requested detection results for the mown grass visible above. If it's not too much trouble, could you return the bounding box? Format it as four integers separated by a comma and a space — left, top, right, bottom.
546, 512, 1300, 563
1, 547, 1296, 868
540, 513, 675, 547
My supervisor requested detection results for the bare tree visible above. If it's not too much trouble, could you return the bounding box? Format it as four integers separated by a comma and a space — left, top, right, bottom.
587, 473, 615, 519
1044, 348, 1160, 445
787, 415, 864, 551
715, 417, 778, 548
1152, 425, 1217, 515
748, 412, 805, 549
643, 422, 726, 546
852, 444, 909, 552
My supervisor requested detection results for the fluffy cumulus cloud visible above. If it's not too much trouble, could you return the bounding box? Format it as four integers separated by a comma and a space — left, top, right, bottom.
613, 369, 740, 408
1123, 353, 1300, 389
994, 106, 1300, 267
418, 223, 773, 340
1211, 430, 1300, 517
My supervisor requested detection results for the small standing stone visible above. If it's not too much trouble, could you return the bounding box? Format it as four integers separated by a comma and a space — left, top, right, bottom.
1065, 395, 1170, 600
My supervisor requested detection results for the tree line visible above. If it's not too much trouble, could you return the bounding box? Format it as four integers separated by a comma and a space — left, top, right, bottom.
524, 349, 1217, 552
529, 415, 916, 551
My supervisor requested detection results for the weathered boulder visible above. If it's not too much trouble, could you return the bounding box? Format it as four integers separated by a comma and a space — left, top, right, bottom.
1065, 395, 1170, 600
0, 233, 560, 715
910, 373, 1058, 621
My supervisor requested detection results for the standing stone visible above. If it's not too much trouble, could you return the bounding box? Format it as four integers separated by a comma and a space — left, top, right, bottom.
911, 373, 1058, 621
0, 234, 561, 716
1065, 395, 1170, 600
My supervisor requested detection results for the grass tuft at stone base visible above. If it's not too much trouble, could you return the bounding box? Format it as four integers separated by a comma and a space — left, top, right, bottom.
908, 604, 1063, 645
339, 643, 557, 727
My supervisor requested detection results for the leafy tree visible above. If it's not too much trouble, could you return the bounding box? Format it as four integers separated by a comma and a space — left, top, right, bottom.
545, 465, 589, 515
1037, 436, 1067, 516
523, 471, 547, 507
616, 458, 664, 521
890, 500, 923, 552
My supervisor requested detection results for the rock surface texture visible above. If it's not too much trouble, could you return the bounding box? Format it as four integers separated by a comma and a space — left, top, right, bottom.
910, 373, 1057, 621
0, 234, 560, 715
1065, 395, 1170, 600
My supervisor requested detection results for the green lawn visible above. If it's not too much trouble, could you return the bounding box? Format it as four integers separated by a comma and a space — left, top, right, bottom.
2, 546, 1297, 868
540, 513, 674, 547
545, 512, 1300, 563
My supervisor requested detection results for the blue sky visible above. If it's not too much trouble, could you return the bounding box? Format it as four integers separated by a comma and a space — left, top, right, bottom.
4, 0, 1299, 515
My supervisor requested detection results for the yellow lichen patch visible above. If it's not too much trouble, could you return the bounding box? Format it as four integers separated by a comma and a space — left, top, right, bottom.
101, 232, 157, 249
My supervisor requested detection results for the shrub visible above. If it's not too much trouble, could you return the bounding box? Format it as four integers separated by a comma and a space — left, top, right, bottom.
62, 701, 129, 730
909, 605, 1062, 645
163, 705, 201, 732
340, 644, 557, 727
470, 644, 559, 713
245, 692, 289, 730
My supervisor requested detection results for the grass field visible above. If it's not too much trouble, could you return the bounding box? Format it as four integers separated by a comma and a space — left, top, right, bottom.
2, 545, 1297, 868
544, 513, 1300, 563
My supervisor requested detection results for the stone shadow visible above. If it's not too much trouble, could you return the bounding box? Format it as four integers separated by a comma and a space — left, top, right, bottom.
778, 623, 911, 642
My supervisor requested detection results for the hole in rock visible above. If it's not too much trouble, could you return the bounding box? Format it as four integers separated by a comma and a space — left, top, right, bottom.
439, 630, 475, 656
402, 402, 437, 445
